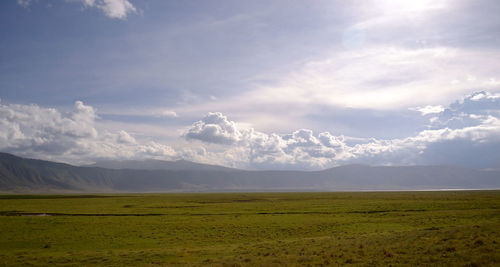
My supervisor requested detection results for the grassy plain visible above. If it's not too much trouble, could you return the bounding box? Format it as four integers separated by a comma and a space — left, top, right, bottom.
0, 191, 499, 266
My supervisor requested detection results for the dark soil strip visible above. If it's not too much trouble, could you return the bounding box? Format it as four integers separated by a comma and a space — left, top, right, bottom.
0, 209, 428, 217
346, 209, 427, 214
0, 195, 127, 200
0, 211, 162, 217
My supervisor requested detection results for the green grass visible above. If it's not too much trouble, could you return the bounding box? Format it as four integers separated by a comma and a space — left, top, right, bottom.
0, 191, 499, 266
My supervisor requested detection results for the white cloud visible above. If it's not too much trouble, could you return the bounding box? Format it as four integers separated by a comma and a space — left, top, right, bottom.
410, 105, 445, 116
183, 91, 500, 169
18, 0, 137, 19
117, 130, 136, 144
80, 0, 136, 19
159, 110, 178, 118
184, 112, 244, 145
1, 92, 499, 170
469, 91, 500, 101
429, 91, 500, 129
0, 101, 175, 164
181, 113, 350, 168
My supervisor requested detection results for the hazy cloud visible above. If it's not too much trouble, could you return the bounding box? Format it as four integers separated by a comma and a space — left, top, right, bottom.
244, 47, 500, 110
17, 0, 33, 8
159, 110, 178, 118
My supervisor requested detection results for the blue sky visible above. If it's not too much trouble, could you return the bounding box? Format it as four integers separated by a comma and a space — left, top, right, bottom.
1, 0, 500, 170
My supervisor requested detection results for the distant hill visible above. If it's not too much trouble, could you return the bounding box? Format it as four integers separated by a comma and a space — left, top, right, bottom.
86, 159, 236, 171
0, 152, 499, 193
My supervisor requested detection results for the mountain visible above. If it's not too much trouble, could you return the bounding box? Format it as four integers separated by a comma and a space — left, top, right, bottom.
86, 159, 236, 171
0, 152, 499, 193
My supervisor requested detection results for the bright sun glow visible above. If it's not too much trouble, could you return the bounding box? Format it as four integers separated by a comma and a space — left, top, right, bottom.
377, 0, 446, 13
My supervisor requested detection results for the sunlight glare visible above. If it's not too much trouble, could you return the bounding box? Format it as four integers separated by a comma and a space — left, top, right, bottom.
377, 0, 445, 13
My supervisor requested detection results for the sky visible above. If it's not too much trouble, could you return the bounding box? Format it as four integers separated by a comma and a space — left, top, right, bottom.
1, 0, 500, 170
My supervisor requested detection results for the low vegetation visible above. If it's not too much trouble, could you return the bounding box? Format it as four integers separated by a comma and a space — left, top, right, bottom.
0, 191, 499, 266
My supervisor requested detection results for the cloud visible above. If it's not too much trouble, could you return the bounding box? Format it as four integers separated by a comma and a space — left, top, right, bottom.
17, 0, 33, 8
184, 112, 244, 145
82, 0, 136, 19
410, 105, 445, 116
0, 101, 175, 164
183, 91, 500, 169
117, 130, 136, 144
175, 45, 500, 137
159, 110, 178, 118
245, 46, 500, 110
2, 92, 499, 170
429, 91, 500, 130
183, 113, 348, 169
18, 0, 137, 19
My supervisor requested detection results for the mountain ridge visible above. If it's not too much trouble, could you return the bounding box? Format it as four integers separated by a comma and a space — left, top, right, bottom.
1, 152, 499, 193
85, 158, 238, 172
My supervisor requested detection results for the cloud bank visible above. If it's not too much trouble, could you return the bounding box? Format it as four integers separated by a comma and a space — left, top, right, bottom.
0, 100, 174, 164
183, 92, 500, 169
1, 92, 499, 170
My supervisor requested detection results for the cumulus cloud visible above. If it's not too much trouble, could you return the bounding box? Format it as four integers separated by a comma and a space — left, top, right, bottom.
0, 101, 175, 164
2, 92, 499, 170
18, 0, 137, 19
81, 0, 136, 19
429, 91, 500, 130
183, 91, 500, 169
117, 130, 136, 144
184, 112, 244, 145
183, 114, 349, 168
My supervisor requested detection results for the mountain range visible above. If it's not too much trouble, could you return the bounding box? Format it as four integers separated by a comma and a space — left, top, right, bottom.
0, 152, 499, 193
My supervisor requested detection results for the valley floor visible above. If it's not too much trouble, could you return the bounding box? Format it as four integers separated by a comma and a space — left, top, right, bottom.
0, 191, 499, 266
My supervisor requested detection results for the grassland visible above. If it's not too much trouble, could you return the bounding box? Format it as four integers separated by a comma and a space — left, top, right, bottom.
0, 191, 499, 266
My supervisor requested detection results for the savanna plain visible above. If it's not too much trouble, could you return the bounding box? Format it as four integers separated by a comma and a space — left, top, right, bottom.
0, 191, 499, 266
